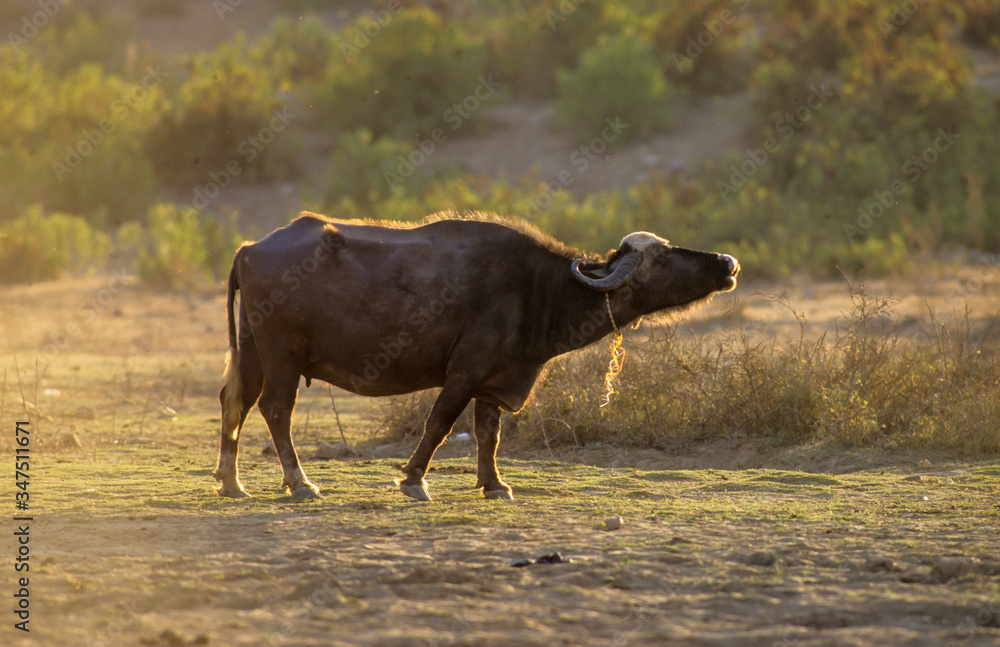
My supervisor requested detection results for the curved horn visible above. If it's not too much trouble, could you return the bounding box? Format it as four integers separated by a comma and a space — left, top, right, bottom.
570, 251, 643, 292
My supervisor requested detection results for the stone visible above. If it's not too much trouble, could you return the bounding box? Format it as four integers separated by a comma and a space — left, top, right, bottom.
314, 442, 355, 459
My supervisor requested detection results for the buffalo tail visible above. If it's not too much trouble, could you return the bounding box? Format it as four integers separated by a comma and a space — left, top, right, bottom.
222, 258, 244, 434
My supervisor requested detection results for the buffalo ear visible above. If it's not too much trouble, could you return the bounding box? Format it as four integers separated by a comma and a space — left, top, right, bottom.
321, 224, 345, 253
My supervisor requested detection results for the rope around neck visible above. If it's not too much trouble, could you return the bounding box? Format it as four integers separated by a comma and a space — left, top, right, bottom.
600, 293, 626, 409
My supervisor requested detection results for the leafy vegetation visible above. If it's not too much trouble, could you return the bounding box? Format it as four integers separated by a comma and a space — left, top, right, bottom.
556, 32, 677, 142
0, 206, 112, 283
322, 8, 489, 139
130, 203, 242, 289
0, 0, 997, 285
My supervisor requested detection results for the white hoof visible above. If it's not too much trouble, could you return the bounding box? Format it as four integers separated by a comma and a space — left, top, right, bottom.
289, 483, 323, 500
216, 483, 251, 499
484, 488, 514, 501
397, 478, 432, 501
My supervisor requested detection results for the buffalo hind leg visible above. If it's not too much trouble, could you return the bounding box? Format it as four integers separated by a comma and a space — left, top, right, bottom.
258, 371, 321, 500
215, 335, 263, 498
399, 383, 475, 501
474, 400, 513, 500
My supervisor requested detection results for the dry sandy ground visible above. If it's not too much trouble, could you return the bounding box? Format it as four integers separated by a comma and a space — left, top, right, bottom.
12, 483, 1000, 647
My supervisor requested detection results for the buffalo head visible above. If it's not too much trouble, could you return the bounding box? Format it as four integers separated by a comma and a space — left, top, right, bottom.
570, 232, 739, 318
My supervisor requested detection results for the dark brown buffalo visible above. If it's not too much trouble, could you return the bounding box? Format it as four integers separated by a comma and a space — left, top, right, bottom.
213, 212, 739, 501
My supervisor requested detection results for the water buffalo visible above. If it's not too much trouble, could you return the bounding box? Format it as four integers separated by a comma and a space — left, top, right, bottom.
213, 212, 739, 501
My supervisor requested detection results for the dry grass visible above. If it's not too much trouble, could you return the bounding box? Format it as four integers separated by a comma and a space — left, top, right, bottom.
376, 281, 1000, 458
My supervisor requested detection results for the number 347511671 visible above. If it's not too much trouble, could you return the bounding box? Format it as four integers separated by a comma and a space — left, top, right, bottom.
15, 421, 29, 508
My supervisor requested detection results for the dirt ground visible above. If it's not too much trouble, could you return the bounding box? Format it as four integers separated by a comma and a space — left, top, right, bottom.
2, 272, 1000, 647
11, 463, 1000, 647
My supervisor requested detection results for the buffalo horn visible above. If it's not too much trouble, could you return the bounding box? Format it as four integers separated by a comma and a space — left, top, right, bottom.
570, 251, 643, 292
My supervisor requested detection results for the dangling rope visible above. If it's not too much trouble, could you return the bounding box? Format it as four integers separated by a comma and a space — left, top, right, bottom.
600, 293, 626, 409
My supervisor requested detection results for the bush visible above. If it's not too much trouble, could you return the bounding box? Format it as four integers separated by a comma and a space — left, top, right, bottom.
253, 14, 336, 86
0, 206, 112, 284
318, 7, 489, 138
958, 0, 1000, 48
322, 129, 429, 209
144, 34, 302, 188
651, 0, 757, 93
477, 0, 613, 99
556, 32, 677, 143
30, 10, 133, 75
0, 50, 161, 226
741, 17, 1000, 258
135, 203, 241, 289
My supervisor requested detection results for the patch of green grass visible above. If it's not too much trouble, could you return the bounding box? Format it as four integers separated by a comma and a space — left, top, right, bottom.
30, 440, 996, 542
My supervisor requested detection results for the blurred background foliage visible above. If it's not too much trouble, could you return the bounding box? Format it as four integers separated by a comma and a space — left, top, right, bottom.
1, 0, 999, 285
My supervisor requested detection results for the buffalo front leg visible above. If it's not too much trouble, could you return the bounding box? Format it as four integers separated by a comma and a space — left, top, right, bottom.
399, 383, 475, 501
473, 400, 513, 500
258, 372, 322, 500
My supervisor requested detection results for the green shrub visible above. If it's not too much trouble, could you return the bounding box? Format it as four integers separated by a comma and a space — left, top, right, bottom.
322, 128, 435, 209
556, 32, 676, 143
477, 0, 613, 99
958, 0, 1000, 47
31, 10, 133, 74
0, 50, 161, 226
651, 0, 757, 93
318, 7, 489, 138
136, 203, 241, 289
144, 35, 302, 188
253, 14, 336, 86
740, 16, 999, 259
0, 206, 112, 284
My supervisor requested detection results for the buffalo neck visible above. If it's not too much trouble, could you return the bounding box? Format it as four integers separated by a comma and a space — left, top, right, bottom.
524, 260, 628, 362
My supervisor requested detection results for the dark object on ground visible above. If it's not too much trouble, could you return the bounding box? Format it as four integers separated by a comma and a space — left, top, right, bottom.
510, 552, 574, 567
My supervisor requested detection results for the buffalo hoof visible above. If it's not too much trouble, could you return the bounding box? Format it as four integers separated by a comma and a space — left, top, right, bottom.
484, 487, 514, 501
216, 483, 251, 498
397, 478, 432, 502
289, 483, 323, 500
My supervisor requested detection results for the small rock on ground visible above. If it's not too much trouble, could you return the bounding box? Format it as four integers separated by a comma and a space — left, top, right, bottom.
314, 442, 356, 459
601, 515, 624, 531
